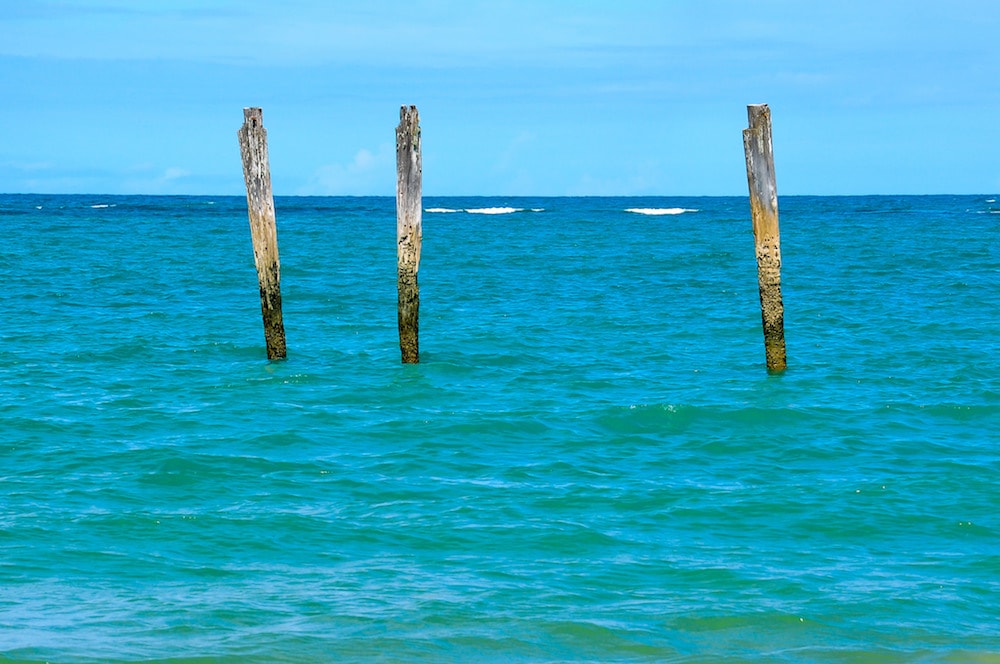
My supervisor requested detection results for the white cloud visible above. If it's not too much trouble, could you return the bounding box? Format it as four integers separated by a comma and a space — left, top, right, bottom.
493, 131, 536, 174
297, 144, 394, 195
119, 165, 194, 193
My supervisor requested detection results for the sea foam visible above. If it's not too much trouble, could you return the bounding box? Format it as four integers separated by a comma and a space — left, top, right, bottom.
625, 207, 698, 216
465, 207, 522, 215
425, 207, 543, 215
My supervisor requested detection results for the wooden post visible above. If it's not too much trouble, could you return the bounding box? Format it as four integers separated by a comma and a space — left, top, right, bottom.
237, 107, 287, 360
396, 105, 422, 364
743, 103, 787, 372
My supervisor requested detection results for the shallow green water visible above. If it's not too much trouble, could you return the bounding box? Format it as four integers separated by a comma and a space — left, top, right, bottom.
1, 194, 998, 662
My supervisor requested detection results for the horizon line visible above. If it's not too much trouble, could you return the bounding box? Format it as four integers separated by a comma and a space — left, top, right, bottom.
2, 192, 997, 198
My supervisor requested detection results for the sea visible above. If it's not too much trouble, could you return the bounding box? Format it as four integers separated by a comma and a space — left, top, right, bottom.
1, 194, 998, 663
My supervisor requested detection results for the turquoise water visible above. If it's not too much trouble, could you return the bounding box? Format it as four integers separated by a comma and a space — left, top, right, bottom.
1, 194, 998, 662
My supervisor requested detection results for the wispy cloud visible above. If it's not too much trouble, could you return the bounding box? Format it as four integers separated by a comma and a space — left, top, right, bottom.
566, 166, 666, 197
0, 160, 207, 194
297, 144, 394, 195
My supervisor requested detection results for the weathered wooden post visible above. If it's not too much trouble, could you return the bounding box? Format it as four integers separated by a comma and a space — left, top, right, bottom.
743, 103, 787, 372
396, 105, 422, 364
237, 107, 287, 360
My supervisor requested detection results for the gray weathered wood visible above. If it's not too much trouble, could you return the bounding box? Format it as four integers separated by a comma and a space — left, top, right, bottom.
396, 105, 422, 364
237, 107, 287, 360
743, 103, 787, 372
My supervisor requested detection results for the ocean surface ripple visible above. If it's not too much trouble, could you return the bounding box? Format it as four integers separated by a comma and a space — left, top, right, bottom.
1, 194, 998, 662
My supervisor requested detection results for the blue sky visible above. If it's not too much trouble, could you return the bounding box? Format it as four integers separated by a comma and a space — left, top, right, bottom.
1, 0, 998, 196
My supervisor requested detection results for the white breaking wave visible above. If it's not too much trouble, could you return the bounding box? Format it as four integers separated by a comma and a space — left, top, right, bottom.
625, 207, 698, 216
425, 206, 543, 215
465, 207, 522, 215
90, 204, 116, 209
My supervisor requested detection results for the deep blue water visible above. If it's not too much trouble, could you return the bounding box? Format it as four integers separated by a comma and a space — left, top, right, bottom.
1, 194, 998, 662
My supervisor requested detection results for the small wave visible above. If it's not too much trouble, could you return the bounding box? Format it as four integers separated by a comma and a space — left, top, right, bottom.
626, 207, 698, 216
90, 204, 117, 209
465, 207, 522, 215
986, 199, 996, 203
426, 206, 542, 215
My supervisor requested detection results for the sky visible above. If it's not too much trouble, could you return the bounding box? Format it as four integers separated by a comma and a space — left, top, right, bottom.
1, 0, 998, 196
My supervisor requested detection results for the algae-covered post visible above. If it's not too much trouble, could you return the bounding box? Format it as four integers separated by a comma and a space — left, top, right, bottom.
396, 105, 422, 364
743, 103, 787, 372
237, 107, 287, 361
